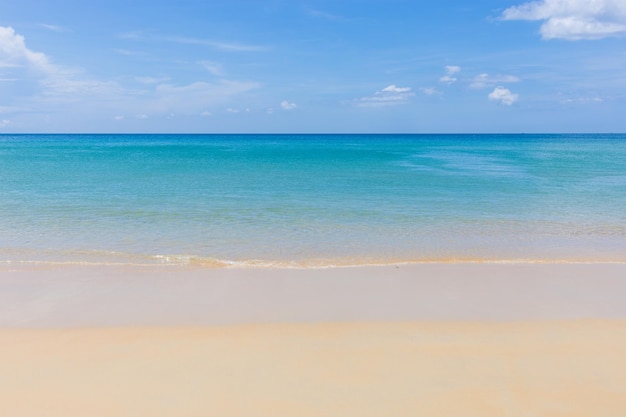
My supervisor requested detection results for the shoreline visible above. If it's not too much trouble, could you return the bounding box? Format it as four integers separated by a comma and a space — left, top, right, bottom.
3, 256, 626, 271
3, 262, 626, 327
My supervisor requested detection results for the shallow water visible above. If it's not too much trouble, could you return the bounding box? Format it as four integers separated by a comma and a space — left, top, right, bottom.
1, 133, 625, 266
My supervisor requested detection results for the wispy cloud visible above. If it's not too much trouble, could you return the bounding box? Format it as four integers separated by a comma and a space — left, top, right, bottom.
1, 26, 261, 124
135, 76, 170, 84
440, 65, 461, 84
0, 105, 26, 113
199, 61, 224, 77
488, 87, 519, 105
381, 85, 411, 93
40, 76, 123, 97
38, 23, 69, 33
152, 80, 260, 114
356, 85, 414, 107
561, 96, 604, 104
164, 36, 268, 52
114, 48, 143, 56
470, 73, 521, 89
502, 0, 626, 40
305, 8, 343, 21
119, 31, 143, 40
120, 31, 268, 52
420, 87, 440, 95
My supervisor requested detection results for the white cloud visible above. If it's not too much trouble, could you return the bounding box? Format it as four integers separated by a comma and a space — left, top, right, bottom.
488, 87, 519, 105
114, 115, 124, 120
280, 100, 297, 110
439, 66, 461, 84
0, 26, 52, 71
0, 119, 10, 128
1, 25, 123, 100
470, 73, 521, 89
200, 111, 212, 116
356, 85, 414, 107
502, 0, 626, 40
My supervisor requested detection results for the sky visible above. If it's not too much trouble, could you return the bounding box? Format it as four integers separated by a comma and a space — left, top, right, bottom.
1, 0, 626, 133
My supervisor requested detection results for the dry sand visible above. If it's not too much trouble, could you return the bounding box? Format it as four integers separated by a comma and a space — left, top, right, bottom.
1, 263, 626, 416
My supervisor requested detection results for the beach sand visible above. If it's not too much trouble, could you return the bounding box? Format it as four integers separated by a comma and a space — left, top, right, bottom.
1, 263, 626, 416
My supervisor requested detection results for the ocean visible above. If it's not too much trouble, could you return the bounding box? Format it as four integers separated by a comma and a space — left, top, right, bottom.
1, 133, 625, 267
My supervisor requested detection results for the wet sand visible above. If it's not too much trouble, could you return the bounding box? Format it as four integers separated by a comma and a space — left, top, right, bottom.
1, 263, 626, 416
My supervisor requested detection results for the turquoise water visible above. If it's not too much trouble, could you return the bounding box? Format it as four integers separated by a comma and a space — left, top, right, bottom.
1, 134, 626, 266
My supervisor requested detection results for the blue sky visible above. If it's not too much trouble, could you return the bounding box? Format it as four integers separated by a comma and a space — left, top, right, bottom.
1, 0, 626, 133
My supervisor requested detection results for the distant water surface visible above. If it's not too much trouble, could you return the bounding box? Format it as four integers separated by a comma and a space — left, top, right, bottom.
1, 134, 625, 266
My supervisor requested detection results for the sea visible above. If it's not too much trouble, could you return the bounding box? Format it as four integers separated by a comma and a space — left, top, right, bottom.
1, 133, 625, 267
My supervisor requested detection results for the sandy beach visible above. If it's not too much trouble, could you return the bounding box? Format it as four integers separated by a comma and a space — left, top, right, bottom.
2, 263, 626, 416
